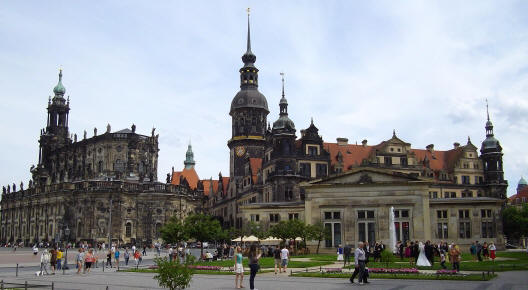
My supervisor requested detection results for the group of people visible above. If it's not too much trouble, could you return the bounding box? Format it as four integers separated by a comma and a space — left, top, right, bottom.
37, 246, 66, 276
470, 241, 497, 261
232, 244, 289, 290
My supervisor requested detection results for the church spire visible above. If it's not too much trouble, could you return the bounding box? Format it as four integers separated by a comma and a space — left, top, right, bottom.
241, 8, 256, 65
279, 72, 288, 116
485, 99, 494, 137
184, 141, 196, 169
53, 68, 66, 97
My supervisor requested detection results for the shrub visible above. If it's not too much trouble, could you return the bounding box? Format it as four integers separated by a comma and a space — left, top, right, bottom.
380, 249, 396, 263
153, 257, 194, 290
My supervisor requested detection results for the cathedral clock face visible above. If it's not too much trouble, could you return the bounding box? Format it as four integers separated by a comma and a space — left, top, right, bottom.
235, 146, 246, 157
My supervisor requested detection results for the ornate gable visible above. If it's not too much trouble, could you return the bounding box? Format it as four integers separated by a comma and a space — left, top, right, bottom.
306, 168, 426, 186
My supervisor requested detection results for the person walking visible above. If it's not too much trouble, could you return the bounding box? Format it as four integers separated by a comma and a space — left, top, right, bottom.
84, 249, 95, 274
343, 244, 352, 267
350, 242, 367, 284
50, 247, 57, 274
134, 250, 141, 266
33, 244, 39, 256
280, 244, 290, 273
449, 243, 461, 272
115, 248, 120, 268
142, 245, 147, 256
168, 247, 174, 262
470, 242, 477, 261
489, 242, 496, 261
248, 244, 261, 290
476, 241, 483, 261
39, 249, 50, 276
124, 248, 130, 266
234, 246, 244, 289
337, 245, 344, 261
56, 248, 63, 271
76, 248, 84, 274
106, 249, 113, 268
273, 245, 282, 274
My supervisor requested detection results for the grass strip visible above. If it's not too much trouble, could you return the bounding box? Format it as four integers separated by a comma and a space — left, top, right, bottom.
291, 272, 497, 281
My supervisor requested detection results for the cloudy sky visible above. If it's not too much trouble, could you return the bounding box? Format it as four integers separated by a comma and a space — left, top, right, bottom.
1, 1, 527, 197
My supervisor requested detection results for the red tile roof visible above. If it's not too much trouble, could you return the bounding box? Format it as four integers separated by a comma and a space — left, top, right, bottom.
221, 177, 230, 194
509, 187, 528, 204
171, 167, 200, 190
323, 143, 373, 170
201, 179, 219, 196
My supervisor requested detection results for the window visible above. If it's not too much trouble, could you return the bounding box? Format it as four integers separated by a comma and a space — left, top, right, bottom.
481, 209, 492, 218
437, 210, 448, 219
429, 191, 438, 199
250, 214, 260, 222
394, 209, 411, 242
98, 161, 103, 172
269, 213, 280, 223
300, 163, 311, 177
400, 157, 408, 166
324, 211, 342, 247
384, 156, 392, 165
463, 163, 469, 169
437, 223, 448, 239
482, 222, 495, 238
462, 191, 473, 198
357, 210, 376, 245
285, 188, 293, 201
308, 146, 318, 156
458, 210, 470, 219
316, 164, 327, 178
462, 176, 470, 184
125, 222, 132, 237
459, 222, 471, 239
288, 213, 299, 220
474, 176, 479, 184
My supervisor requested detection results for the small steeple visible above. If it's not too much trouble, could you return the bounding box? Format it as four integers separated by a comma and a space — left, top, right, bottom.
242, 8, 256, 65
393, 129, 396, 138
279, 72, 288, 115
485, 99, 494, 137
184, 141, 196, 169
53, 68, 66, 97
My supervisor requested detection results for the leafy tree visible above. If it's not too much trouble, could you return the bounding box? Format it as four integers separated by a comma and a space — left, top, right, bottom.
153, 257, 194, 290
160, 216, 189, 245
246, 221, 269, 243
306, 222, 331, 254
184, 213, 223, 257
269, 221, 293, 245
502, 204, 528, 241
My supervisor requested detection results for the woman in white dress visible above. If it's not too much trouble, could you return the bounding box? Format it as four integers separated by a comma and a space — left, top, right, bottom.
416, 242, 431, 266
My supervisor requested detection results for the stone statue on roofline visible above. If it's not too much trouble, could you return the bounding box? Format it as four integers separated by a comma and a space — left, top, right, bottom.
12, 183, 16, 192
2, 186, 5, 194
94, 127, 97, 136
83, 130, 87, 139
20, 182, 24, 191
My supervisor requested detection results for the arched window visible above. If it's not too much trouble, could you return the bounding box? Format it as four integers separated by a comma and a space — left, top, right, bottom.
125, 222, 132, 237
77, 222, 82, 238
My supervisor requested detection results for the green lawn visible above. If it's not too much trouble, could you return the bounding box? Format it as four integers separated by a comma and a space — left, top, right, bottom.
291, 272, 497, 281
120, 268, 273, 275
194, 257, 333, 269
344, 251, 528, 272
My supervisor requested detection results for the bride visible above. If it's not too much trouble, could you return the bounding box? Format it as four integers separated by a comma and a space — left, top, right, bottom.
416, 242, 431, 266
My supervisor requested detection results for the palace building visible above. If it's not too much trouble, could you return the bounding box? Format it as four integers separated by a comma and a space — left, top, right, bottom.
206, 13, 508, 250
0, 71, 202, 246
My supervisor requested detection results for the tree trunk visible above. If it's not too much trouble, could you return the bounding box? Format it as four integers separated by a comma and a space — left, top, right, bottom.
200, 241, 204, 259
316, 238, 321, 254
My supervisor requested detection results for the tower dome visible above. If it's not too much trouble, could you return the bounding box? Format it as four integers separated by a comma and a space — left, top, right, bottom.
272, 74, 295, 131
53, 69, 66, 96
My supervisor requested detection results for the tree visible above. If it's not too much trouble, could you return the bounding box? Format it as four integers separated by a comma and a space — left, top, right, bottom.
184, 213, 223, 257
153, 257, 194, 290
160, 216, 189, 245
246, 221, 269, 243
502, 204, 528, 242
306, 222, 331, 254
269, 221, 292, 245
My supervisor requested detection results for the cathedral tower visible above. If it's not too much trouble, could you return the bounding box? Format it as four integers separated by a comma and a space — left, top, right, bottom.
228, 11, 269, 178
480, 102, 507, 198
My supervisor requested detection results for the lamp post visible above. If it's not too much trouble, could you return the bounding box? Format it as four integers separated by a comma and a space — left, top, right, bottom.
63, 226, 70, 270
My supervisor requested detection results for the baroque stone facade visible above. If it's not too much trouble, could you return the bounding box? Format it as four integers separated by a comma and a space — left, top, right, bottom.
0, 71, 202, 246
207, 14, 508, 251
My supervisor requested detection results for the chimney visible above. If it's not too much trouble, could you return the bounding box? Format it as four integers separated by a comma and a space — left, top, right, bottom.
426, 144, 434, 152
453, 142, 460, 149
362, 139, 368, 147
336, 138, 348, 146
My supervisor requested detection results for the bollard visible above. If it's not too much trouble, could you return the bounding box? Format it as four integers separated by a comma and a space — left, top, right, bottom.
1, 279, 3, 290
482, 272, 485, 280
24, 281, 28, 290
16, 263, 19, 277
51, 282, 54, 290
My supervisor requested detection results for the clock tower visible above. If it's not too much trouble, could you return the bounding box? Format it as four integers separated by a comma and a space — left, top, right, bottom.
228, 11, 269, 179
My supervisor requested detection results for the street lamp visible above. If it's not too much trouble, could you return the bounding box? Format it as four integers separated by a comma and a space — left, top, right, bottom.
63, 226, 70, 270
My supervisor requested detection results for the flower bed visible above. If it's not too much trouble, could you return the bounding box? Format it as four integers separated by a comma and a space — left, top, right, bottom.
188, 265, 223, 271
436, 269, 457, 275
368, 268, 419, 274
323, 268, 343, 273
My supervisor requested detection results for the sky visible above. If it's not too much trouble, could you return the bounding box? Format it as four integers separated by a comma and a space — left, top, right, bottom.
0, 1, 527, 197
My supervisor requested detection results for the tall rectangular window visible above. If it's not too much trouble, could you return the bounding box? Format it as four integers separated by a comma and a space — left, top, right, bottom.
459, 222, 471, 239
324, 210, 342, 248
437, 223, 448, 239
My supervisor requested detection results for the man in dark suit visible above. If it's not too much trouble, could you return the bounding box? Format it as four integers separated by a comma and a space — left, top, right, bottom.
425, 240, 434, 266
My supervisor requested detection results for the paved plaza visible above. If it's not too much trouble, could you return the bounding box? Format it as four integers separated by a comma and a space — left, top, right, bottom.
0, 249, 526, 290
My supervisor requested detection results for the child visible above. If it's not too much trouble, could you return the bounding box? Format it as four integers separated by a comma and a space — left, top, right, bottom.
440, 249, 447, 269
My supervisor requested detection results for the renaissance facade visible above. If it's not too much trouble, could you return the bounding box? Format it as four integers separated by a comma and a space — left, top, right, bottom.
0, 72, 202, 246
206, 14, 508, 250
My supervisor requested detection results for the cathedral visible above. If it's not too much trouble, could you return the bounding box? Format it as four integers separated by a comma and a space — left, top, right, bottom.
206, 13, 508, 250
0, 71, 202, 246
